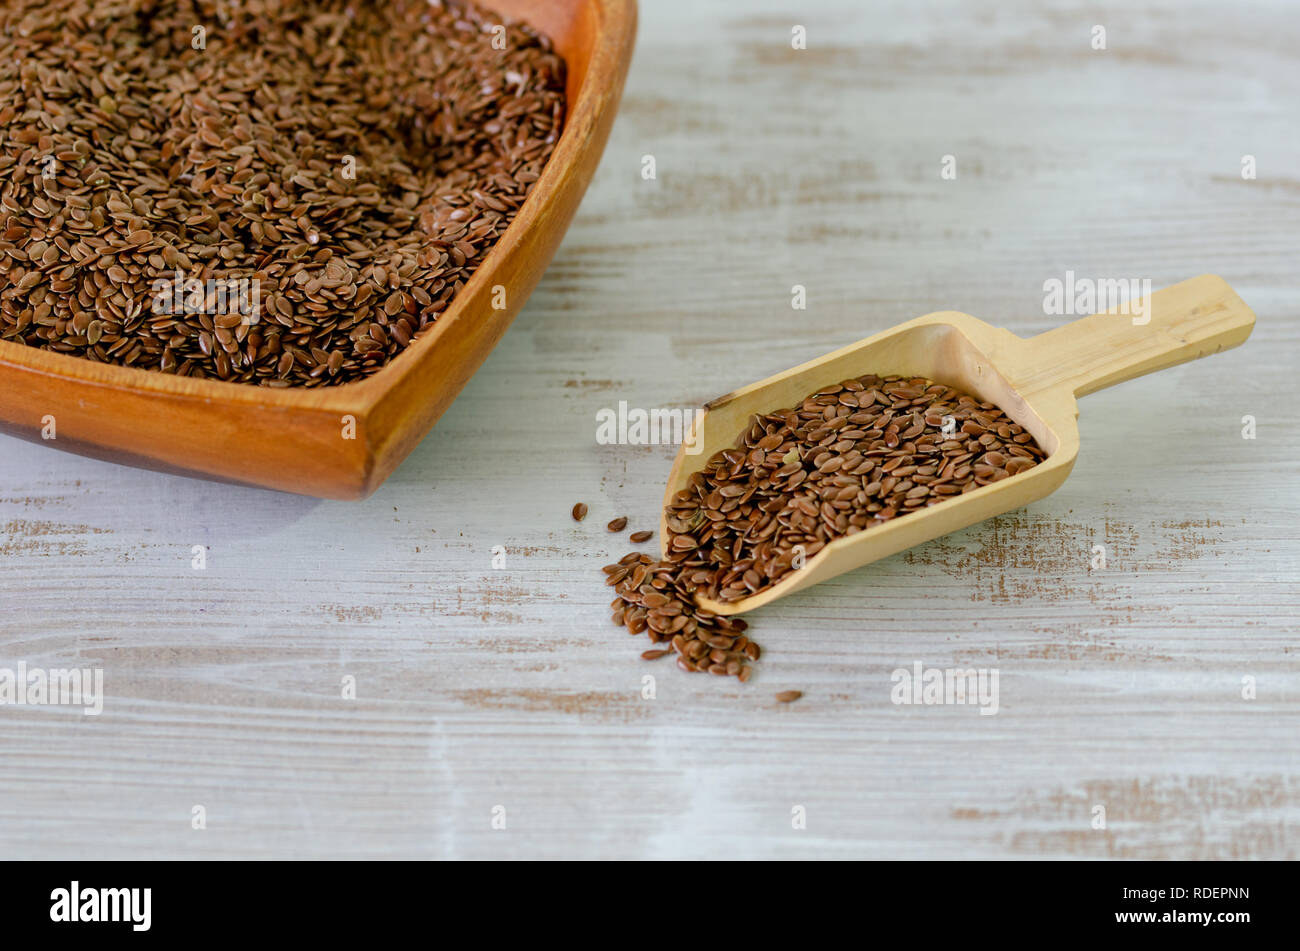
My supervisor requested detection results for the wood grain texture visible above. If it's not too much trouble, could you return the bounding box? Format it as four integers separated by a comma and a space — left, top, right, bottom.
1, 0, 1297, 859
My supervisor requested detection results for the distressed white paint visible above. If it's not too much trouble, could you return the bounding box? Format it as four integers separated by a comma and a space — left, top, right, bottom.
1, 0, 1297, 858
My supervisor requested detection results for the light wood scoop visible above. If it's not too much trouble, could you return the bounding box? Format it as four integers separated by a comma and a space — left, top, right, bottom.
661, 274, 1256, 615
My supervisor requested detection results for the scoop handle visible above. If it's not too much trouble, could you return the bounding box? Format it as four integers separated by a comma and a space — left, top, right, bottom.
1010, 274, 1255, 398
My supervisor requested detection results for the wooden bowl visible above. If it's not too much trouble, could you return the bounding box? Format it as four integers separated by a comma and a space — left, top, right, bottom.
663, 275, 1256, 614
0, 0, 637, 499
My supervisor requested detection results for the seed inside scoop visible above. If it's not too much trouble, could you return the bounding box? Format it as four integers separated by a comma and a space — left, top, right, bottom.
603, 373, 1048, 682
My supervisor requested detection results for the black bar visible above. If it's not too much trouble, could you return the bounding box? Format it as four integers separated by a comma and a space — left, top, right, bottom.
1, 861, 1280, 938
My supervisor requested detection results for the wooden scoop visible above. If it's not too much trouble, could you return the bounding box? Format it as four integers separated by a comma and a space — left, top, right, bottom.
661, 274, 1256, 615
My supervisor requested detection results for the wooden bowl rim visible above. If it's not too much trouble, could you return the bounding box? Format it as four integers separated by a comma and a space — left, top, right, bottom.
0, 0, 637, 415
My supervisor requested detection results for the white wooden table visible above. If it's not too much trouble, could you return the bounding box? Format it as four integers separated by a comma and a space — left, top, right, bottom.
2, 0, 1297, 859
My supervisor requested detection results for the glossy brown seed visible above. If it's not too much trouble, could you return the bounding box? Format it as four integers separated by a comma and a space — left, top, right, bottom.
775, 690, 803, 703
0, 0, 566, 388
601, 373, 1045, 687
629, 530, 654, 543
607, 517, 628, 532
571, 502, 588, 522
